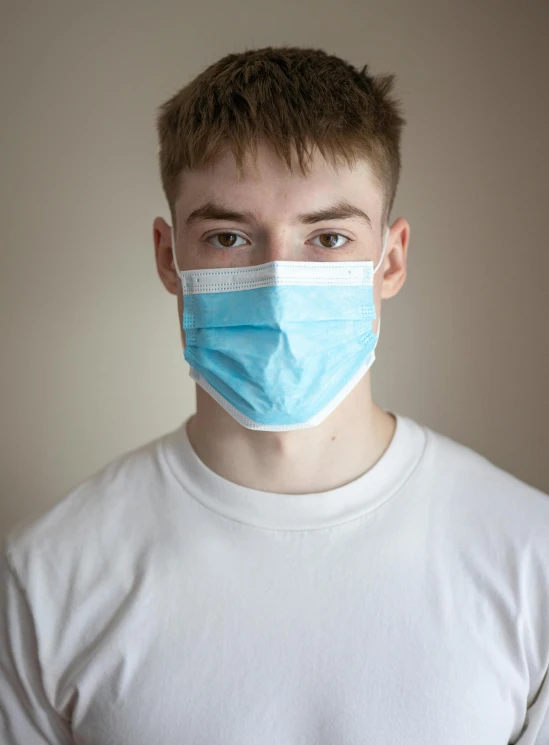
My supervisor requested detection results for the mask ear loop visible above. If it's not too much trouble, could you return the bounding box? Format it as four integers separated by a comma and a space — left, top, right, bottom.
372, 226, 390, 344
171, 226, 181, 276
373, 227, 390, 275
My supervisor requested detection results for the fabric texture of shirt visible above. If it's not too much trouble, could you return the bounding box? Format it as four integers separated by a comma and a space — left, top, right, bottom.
1, 413, 548, 744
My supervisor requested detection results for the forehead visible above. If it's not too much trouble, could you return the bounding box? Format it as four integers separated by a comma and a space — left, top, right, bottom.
175, 142, 383, 226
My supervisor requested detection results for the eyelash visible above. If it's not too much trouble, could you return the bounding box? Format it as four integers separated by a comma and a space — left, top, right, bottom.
205, 232, 354, 249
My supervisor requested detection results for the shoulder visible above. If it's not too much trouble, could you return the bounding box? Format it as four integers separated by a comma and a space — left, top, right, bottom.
2, 428, 176, 586
419, 420, 549, 537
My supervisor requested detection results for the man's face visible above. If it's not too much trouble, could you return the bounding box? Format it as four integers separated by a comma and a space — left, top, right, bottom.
153, 141, 409, 340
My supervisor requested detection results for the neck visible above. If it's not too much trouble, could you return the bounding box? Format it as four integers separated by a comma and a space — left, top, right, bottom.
185, 375, 396, 494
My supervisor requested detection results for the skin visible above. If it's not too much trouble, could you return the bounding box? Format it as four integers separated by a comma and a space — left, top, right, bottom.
153, 141, 410, 494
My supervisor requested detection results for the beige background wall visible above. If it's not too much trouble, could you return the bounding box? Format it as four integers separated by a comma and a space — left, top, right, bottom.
1, 0, 548, 538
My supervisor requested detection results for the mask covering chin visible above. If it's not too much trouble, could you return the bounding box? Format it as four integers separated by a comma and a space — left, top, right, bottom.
171, 226, 389, 431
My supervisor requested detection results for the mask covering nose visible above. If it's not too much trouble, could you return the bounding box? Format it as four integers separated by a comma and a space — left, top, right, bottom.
170, 226, 389, 431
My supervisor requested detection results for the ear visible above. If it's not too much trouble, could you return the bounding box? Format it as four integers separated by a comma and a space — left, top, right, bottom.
153, 216, 179, 295
380, 217, 410, 300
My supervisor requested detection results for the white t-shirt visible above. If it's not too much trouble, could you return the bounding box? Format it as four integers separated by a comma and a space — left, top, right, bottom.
1, 414, 548, 744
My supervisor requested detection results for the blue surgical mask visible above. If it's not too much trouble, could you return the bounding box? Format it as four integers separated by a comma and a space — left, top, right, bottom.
171, 227, 389, 431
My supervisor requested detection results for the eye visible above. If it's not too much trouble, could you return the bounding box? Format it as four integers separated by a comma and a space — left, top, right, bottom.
310, 233, 351, 249
207, 232, 248, 249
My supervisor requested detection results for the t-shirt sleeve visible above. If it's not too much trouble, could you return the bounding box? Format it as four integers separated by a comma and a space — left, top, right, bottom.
516, 552, 549, 744
520, 670, 549, 742
0, 545, 74, 745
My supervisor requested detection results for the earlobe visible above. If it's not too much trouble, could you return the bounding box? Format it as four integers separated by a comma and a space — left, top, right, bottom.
380, 217, 409, 300
381, 271, 405, 300
157, 251, 179, 295
380, 256, 407, 300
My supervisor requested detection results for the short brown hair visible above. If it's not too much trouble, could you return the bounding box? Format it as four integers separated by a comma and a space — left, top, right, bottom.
156, 46, 405, 228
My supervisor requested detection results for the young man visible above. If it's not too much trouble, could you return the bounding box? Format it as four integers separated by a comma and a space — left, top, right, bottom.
1, 47, 548, 744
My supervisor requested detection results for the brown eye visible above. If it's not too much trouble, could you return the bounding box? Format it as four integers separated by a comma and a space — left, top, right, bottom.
208, 233, 247, 249
217, 233, 238, 247
313, 233, 348, 249
320, 234, 337, 248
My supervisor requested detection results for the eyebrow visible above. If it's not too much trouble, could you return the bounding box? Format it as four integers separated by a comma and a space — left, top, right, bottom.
185, 202, 256, 228
184, 199, 371, 228
296, 200, 371, 228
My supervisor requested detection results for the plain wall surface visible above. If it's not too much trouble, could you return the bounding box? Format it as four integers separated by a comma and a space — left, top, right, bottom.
1, 0, 548, 538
